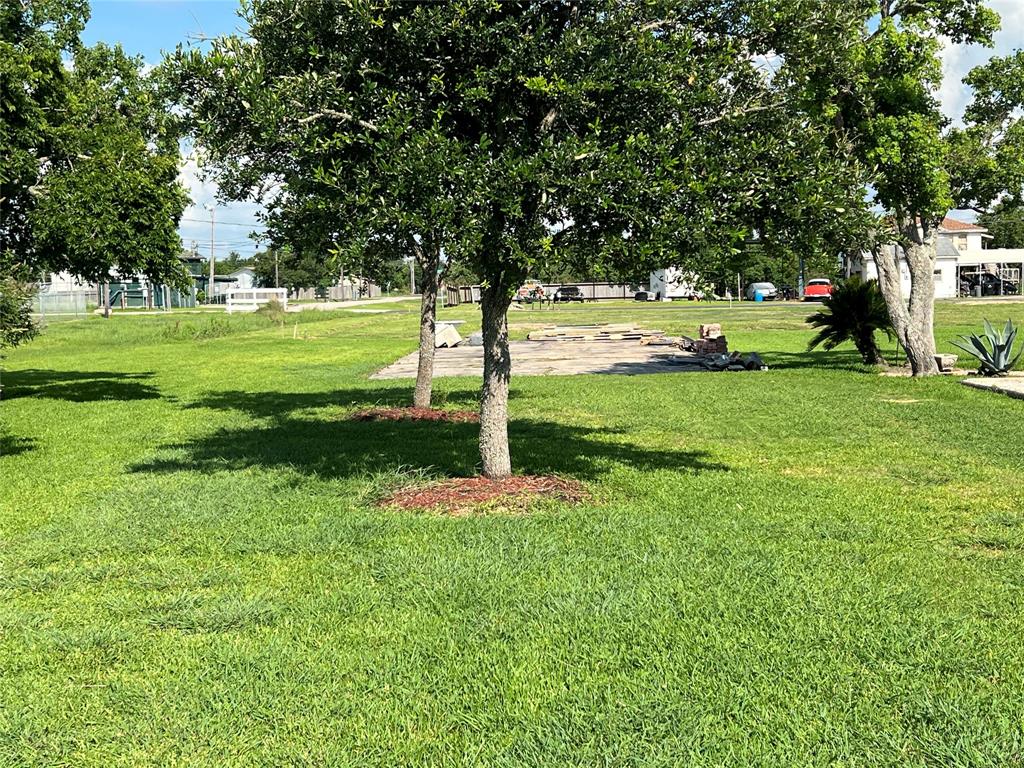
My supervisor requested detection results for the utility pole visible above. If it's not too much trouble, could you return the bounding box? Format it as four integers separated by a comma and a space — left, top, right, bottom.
408, 258, 416, 295
274, 248, 280, 289
205, 204, 215, 302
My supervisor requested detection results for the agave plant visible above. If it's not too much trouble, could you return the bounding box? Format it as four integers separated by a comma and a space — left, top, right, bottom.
952, 319, 1022, 377
806, 277, 894, 365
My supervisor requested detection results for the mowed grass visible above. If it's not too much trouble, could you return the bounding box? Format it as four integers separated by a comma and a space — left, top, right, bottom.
2, 298, 1024, 766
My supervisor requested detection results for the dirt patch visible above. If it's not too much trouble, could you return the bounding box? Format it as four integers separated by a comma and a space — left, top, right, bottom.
351, 406, 479, 423
381, 475, 588, 514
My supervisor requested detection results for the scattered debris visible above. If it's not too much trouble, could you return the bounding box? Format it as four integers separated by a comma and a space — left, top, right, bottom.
676, 323, 729, 355
435, 323, 463, 348
380, 475, 588, 514
693, 353, 751, 370
744, 352, 767, 371
527, 323, 665, 342
376, 323, 766, 379
350, 407, 479, 423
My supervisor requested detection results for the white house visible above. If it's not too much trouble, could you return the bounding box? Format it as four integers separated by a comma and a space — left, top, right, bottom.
226, 267, 257, 292
850, 217, 1024, 299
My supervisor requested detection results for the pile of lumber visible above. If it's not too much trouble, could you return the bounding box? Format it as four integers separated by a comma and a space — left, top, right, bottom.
527, 323, 665, 342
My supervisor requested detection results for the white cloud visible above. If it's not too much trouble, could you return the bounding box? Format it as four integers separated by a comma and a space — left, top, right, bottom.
176, 149, 266, 259
939, 0, 1024, 125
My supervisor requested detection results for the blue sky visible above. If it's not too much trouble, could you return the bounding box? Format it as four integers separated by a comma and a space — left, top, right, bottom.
82, 0, 1024, 258
82, 1, 245, 61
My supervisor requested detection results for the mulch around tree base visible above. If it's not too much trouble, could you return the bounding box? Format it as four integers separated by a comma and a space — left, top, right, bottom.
381, 475, 588, 514
350, 406, 479, 423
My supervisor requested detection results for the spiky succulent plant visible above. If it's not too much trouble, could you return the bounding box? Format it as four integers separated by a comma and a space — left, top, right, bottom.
952, 319, 1022, 377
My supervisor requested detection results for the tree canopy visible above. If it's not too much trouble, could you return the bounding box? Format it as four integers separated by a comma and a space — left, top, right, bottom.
761, 0, 1024, 374
169, 0, 879, 475
1, 1, 188, 288
252, 247, 334, 292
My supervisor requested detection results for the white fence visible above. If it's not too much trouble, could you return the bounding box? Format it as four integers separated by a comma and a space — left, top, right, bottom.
226, 288, 289, 313
289, 284, 383, 301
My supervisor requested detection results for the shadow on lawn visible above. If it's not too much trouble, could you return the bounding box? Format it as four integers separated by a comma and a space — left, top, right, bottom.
132, 388, 725, 480
185, 386, 489, 421
2, 369, 163, 402
0, 433, 35, 457
761, 349, 878, 372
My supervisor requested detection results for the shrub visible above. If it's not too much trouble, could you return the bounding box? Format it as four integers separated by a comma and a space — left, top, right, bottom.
806, 277, 894, 365
0, 279, 38, 352
0, 279, 39, 398
255, 298, 288, 325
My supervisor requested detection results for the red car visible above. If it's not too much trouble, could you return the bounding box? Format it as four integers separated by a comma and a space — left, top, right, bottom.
802, 278, 833, 301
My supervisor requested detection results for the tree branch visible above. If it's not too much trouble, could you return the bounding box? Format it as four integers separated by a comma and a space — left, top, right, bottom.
295, 108, 378, 132
698, 100, 783, 127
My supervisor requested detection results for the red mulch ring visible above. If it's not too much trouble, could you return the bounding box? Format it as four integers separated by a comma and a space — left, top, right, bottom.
381, 475, 588, 514
351, 406, 479, 423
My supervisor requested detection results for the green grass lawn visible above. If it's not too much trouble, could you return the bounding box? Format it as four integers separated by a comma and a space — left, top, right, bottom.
2, 298, 1023, 766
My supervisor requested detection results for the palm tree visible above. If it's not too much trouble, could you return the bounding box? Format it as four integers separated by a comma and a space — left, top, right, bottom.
806, 277, 894, 365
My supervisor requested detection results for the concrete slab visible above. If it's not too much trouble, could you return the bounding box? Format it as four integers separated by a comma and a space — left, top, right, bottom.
371, 340, 705, 380
962, 377, 1024, 401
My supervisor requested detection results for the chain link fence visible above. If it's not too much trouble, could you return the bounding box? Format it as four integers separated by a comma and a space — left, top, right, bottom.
32, 288, 91, 323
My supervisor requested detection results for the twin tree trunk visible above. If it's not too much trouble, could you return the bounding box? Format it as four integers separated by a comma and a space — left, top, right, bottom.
479, 284, 513, 478
873, 219, 939, 376
410, 238, 513, 478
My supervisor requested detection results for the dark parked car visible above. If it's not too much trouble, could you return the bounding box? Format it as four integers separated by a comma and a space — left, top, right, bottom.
553, 285, 585, 303
960, 273, 1020, 297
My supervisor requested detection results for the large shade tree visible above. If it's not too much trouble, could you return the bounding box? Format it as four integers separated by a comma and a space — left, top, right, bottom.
171, 0, 865, 477
770, 0, 1024, 375
1, 1, 188, 317
978, 200, 1024, 249
169, 20, 484, 411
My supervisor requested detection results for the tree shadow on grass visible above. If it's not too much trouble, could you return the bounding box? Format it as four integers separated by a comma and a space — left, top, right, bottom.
181, 387, 514, 421
1, 369, 163, 402
132, 388, 725, 481
0, 433, 35, 457
761, 349, 879, 373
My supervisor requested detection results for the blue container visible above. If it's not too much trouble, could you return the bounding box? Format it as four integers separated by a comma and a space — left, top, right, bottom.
754, 291, 764, 302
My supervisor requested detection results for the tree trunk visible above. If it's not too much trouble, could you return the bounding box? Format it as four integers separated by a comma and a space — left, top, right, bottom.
413, 242, 440, 409
855, 332, 886, 366
479, 284, 513, 479
873, 219, 939, 376
102, 282, 111, 319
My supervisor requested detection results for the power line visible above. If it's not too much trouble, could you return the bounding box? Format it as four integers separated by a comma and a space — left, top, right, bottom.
180, 217, 267, 228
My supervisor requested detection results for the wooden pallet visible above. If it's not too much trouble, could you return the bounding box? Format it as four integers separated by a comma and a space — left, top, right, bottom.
527, 323, 665, 342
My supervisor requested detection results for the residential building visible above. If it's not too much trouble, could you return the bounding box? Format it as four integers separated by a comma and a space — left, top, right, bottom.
850, 217, 1024, 298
